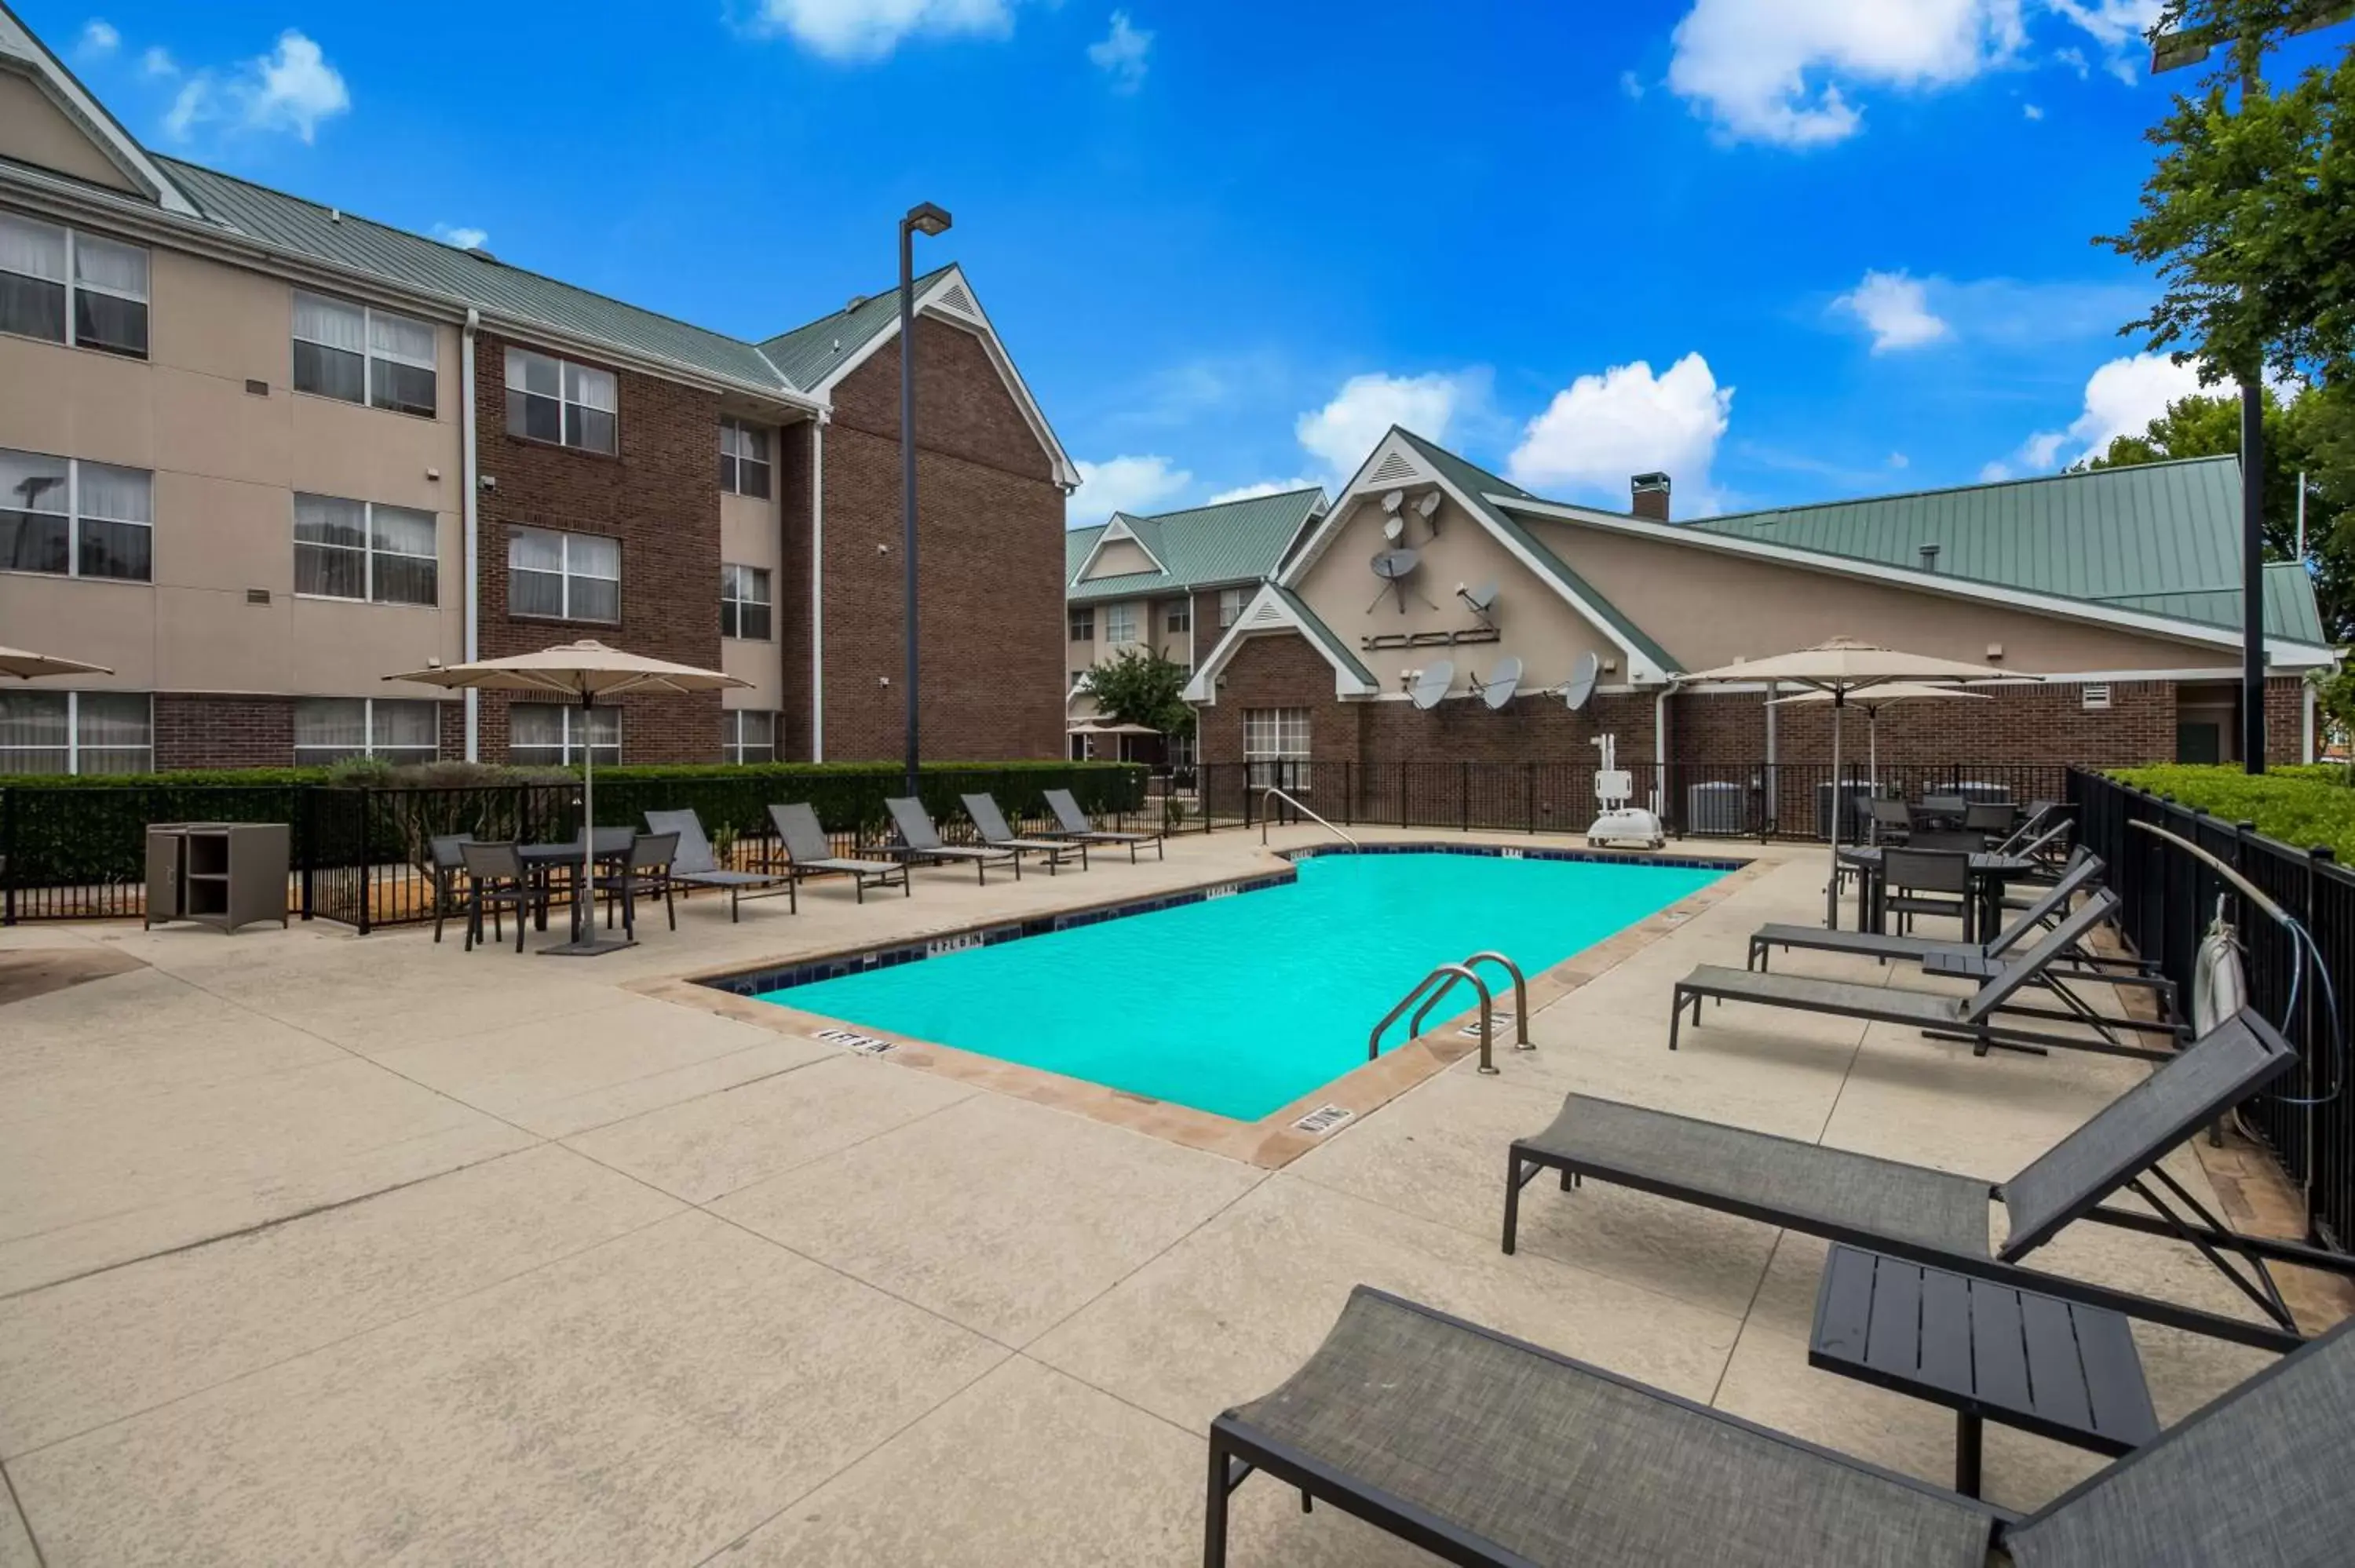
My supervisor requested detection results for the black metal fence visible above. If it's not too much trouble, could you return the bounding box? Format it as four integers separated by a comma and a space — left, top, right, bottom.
2070, 769, 2353, 1252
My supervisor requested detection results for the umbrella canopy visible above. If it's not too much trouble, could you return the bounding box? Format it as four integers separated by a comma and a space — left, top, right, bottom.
1767, 681, 1998, 713
0, 644, 113, 680
1066, 720, 1159, 735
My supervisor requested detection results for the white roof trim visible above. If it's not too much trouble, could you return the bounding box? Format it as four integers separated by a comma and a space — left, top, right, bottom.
1184, 583, 1379, 704
1280, 429, 1670, 685
1494, 491, 2339, 668
0, 7, 197, 216
801, 264, 1081, 487
1071, 515, 1168, 583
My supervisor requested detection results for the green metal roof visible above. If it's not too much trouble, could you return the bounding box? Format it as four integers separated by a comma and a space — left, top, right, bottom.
1271, 585, 1378, 688
1066, 488, 1327, 604
755, 265, 956, 390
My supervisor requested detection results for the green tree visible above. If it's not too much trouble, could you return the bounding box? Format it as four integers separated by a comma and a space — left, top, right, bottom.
1082, 645, 1196, 738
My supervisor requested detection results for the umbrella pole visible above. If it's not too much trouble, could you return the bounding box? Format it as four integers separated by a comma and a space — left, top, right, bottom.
581, 692, 596, 946
1826, 693, 1845, 928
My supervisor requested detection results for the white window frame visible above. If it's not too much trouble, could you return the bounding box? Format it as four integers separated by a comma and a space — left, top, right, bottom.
507, 526, 621, 623
1166, 600, 1191, 634
292, 495, 439, 607
1244, 706, 1310, 792
723, 708, 777, 764
506, 347, 618, 454
720, 418, 771, 498
1104, 603, 1137, 644
292, 697, 442, 764
0, 212, 148, 359
1218, 586, 1249, 628
0, 690, 152, 775
509, 702, 620, 766
290, 290, 437, 416
721, 563, 772, 640
0, 449, 152, 582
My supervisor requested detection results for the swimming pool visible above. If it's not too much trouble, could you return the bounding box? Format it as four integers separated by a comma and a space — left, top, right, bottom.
732, 848, 1732, 1121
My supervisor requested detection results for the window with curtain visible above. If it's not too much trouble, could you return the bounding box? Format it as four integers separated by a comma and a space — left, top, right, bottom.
0, 213, 145, 358
1244, 706, 1310, 792
0, 448, 150, 581
293, 291, 437, 416
294, 494, 437, 606
1166, 600, 1190, 633
1104, 604, 1137, 644
0, 691, 151, 775
719, 418, 771, 498
509, 703, 619, 766
724, 709, 776, 764
506, 348, 617, 453
1219, 587, 1249, 627
294, 698, 439, 764
507, 526, 619, 622
720, 563, 771, 640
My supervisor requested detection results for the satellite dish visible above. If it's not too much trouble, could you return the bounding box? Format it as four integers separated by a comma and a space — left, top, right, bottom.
1371, 548, 1420, 581
1382, 515, 1406, 543
1563, 651, 1600, 712
1461, 581, 1498, 612
1479, 656, 1523, 709
1381, 490, 1406, 515
1415, 490, 1442, 521
1411, 660, 1455, 710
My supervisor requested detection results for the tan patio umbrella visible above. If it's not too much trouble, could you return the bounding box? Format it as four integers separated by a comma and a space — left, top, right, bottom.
384, 640, 748, 955
0, 644, 112, 680
1066, 720, 1159, 735
1679, 638, 2032, 923
1769, 681, 1993, 793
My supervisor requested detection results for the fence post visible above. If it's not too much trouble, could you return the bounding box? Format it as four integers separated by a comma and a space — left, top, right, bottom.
2306, 844, 2331, 1245
1525, 761, 1536, 835
1459, 760, 1470, 834
356, 787, 373, 936
298, 785, 314, 921
2, 788, 13, 926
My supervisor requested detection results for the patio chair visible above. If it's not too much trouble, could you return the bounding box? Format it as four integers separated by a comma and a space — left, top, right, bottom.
1866, 797, 1913, 846
457, 841, 535, 954
1671, 892, 2184, 1061
595, 830, 677, 937
429, 833, 473, 944
880, 797, 1017, 884
644, 809, 798, 921
1908, 827, 1989, 855
960, 793, 1086, 873
1505, 1008, 2337, 1353
1963, 800, 2015, 836
1042, 786, 1163, 862
1881, 847, 1975, 940
1207, 1282, 2355, 1567
768, 802, 909, 902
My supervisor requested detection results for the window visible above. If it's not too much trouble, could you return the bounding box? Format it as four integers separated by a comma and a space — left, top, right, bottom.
720, 418, 771, 498
505, 348, 616, 454
0, 212, 148, 359
293, 698, 440, 765
507, 527, 619, 622
0, 449, 152, 581
721, 563, 772, 640
294, 494, 437, 605
0, 691, 151, 775
1166, 600, 1190, 634
724, 709, 776, 764
291, 291, 436, 416
1067, 607, 1094, 642
1244, 706, 1310, 791
1104, 604, 1137, 644
509, 702, 619, 766
1218, 587, 1250, 628
1070, 668, 1091, 691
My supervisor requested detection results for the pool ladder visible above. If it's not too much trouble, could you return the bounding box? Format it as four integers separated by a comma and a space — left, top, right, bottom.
1368, 952, 1532, 1075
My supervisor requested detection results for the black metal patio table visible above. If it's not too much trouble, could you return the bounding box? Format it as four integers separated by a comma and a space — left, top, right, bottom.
518, 833, 633, 939
1835, 846, 2032, 939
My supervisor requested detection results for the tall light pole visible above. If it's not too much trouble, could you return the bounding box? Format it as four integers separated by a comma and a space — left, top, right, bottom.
899, 201, 951, 797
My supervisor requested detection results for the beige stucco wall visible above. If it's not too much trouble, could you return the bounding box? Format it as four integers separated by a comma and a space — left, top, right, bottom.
1290, 490, 1623, 699
1081, 537, 1156, 580
0, 242, 464, 695
1068, 594, 1180, 677
1521, 516, 2230, 674
0, 72, 140, 193
719, 490, 782, 709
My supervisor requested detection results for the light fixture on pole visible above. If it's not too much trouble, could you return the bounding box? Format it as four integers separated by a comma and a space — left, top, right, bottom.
899, 200, 952, 798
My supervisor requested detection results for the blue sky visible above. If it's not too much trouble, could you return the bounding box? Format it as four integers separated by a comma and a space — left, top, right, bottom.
29, 2, 2344, 524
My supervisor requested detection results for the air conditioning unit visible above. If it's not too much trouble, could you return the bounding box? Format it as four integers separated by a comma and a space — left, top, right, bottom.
1815, 782, 1868, 842
1685, 781, 1746, 837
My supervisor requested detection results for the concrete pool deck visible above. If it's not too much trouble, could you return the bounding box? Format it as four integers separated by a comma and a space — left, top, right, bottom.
0, 827, 2339, 1565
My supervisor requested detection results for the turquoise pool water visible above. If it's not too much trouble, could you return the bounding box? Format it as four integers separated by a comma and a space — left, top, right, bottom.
752, 850, 1729, 1121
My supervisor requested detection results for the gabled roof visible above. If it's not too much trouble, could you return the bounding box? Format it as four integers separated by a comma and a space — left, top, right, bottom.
1067, 487, 1327, 605
0, 4, 195, 215
756, 264, 955, 389
1183, 582, 1379, 702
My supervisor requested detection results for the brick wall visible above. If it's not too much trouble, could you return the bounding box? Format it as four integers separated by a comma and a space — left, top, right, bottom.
775, 421, 816, 761
2267, 675, 2306, 765
473, 334, 725, 764
154, 695, 294, 770
816, 317, 1064, 761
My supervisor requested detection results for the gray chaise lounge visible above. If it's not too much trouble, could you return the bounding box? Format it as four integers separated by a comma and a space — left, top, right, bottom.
881, 797, 1018, 884
1506, 1009, 2343, 1351
1042, 786, 1163, 862
643, 809, 798, 921
768, 803, 908, 902
960, 793, 1086, 873
1207, 1282, 2355, 1567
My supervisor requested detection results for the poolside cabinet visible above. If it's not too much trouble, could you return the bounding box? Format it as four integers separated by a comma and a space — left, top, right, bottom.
145, 822, 289, 933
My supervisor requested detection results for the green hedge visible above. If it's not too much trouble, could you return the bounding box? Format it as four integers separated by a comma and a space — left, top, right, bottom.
2108, 764, 2355, 862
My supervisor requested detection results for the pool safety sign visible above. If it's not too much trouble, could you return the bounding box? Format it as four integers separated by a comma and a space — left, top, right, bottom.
1462, 1012, 1515, 1038
813, 1026, 895, 1056
1293, 1104, 1355, 1136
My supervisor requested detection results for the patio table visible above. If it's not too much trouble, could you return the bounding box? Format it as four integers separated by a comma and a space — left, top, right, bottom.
519, 833, 633, 938
1835, 845, 2032, 939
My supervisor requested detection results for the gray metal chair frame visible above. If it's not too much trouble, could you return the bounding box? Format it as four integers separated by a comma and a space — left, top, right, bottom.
1881, 846, 1975, 940
1041, 786, 1163, 861
457, 841, 534, 954
1963, 800, 2016, 835
768, 803, 909, 902
959, 793, 1086, 873
643, 809, 798, 921
1867, 797, 1914, 845
879, 797, 1017, 884
429, 833, 473, 944
596, 830, 678, 936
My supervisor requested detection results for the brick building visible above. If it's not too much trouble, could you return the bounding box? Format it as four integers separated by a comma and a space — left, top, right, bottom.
0, 7, 1073, 774
1184, 428, 2334, 799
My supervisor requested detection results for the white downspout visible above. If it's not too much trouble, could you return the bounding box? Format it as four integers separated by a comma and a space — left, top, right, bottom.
809, 414, 827, 762
461, 307, 480, 760
2303, 680, 2317, 764
1653, 685, 1670, 817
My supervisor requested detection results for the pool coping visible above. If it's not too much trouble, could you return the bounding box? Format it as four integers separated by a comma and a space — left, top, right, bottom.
634, 841, 1768, 1171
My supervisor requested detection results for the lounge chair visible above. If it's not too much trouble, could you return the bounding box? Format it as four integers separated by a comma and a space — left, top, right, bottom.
1207, 1283, 2355, 1567
1042, 786, 1163, 862
643, 809, 797, 921
878, 797, 1019, 884
767, 803, 908, 902
960, 793, 1086, 873
1674, 891, 2182, 1061
1505, 1008, 2342, 1351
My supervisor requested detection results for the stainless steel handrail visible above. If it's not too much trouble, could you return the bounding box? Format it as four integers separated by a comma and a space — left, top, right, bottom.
1259, 786, 1360, 848
1410, 951, 1532, 1049
2127, 819, 2291, 926
1371, 963, 1499, 1074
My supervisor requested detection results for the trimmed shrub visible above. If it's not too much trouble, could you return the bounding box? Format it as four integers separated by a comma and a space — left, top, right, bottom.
2108, 764, 2355, 862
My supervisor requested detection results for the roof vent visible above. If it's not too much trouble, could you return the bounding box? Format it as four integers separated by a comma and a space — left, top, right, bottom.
1368, 450, 1419, 486
466, 246, 501, 264
1630, 472, 1671, 523
1919, 543, 1941, 572
328, 207, 342, 223
936, 281, 978, 318
845, 294, 867, 312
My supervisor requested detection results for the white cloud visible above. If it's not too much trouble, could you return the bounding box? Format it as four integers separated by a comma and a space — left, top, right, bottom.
2055, 45, 2089, 76
242, 31, 349, 142
1619, 68, 1645, 99
162, 78, 210, 140
1835, 268, 1949, 352
754, 0, 1017, 61
140, 45, 177, 77
2022, 100, 2044, 118
434, 224, 490, 251
1069, 455, 1190, 523
1208, 478, 1321, 505
2045, 0, 2159, 50
1297, 370, 1481, 482
1087, 10, 1152, 93
1888, 451, 1911, 469
1505, 352, 1734, 512
78, 19, 119, 57
1997, 350, 2203, 472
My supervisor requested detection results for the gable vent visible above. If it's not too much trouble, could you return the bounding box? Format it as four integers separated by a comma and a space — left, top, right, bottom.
1368, 450, 1421, 486
934, 282, 979, 319
1241, 597, 1291, 631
